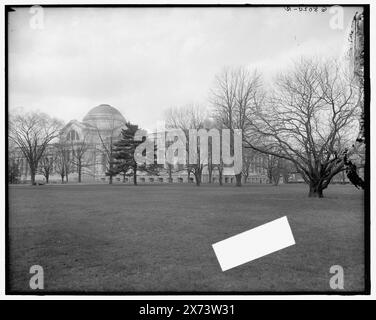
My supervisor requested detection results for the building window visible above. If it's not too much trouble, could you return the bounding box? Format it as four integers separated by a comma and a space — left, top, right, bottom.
67, 130, 79, 141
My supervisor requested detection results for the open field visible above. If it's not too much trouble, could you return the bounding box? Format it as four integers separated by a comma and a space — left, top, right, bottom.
7, 183, 365, 293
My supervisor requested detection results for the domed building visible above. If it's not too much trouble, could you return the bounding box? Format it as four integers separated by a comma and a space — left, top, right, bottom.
82, 104, 126, 134
53, 104, 127, 182
62, 104, 126, 143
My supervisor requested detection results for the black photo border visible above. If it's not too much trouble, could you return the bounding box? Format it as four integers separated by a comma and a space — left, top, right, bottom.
4, 3, 371, 296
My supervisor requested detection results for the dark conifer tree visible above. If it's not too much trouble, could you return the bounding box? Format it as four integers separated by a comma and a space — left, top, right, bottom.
109, 121, 161, 185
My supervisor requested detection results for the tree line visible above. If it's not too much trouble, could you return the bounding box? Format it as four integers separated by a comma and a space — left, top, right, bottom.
9, 57, 365, 197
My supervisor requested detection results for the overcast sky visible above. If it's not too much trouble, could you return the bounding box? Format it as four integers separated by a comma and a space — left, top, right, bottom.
8, 6, 360, 130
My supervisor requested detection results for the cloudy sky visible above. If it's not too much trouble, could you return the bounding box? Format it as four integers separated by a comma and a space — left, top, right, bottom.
8, 6, 360, 130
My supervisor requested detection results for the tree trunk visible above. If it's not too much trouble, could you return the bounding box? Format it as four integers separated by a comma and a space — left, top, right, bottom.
308, 183, 324, 198
235, 173, 242, 187
273, 175, 280, 186
78, 165, 82, 183
30, 168, 36, 185
342, 171, 346, 184
267, 168, 273, 184
168, 166, 172, 183
45, 174, 49, 184
208, 165, 212, 183
219, 169, 223, 186
283, 173, 289, 184
109, 174, 113, 185
195, 173, 201, 186
133, 167, 137, 185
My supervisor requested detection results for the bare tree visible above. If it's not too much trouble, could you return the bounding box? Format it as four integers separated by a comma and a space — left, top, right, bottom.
211, 66, 263, 186
54, 146, 66, 183
165, 104, 208, 186
54, 142, 74, 183
9, 111, 63, 185
263, 155, 284, 186
69, 133, 92, 183
245, 58, 361, 197
38, 153, 56, 183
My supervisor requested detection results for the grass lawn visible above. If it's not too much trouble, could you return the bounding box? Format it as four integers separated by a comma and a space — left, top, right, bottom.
8, 183, 365, 293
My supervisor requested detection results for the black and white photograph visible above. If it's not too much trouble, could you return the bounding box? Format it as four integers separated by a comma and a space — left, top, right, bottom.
5, 3, 369, 295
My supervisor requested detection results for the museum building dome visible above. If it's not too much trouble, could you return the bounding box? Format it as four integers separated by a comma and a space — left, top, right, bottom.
83, 104, 126, 131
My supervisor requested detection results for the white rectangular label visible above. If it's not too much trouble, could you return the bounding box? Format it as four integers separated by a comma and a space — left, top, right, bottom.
212, 216, 295, 271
